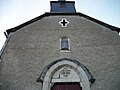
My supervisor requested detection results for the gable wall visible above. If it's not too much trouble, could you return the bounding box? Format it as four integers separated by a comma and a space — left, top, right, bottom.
0, 15, 120, 90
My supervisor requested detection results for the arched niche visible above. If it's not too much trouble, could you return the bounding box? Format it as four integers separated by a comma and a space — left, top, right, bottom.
37, 58, 95, 90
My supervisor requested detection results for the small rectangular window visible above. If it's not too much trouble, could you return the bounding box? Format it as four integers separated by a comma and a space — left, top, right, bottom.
60, 36, 70, 51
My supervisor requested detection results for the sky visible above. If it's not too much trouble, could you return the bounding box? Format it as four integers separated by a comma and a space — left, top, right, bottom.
0, 0, 120, 50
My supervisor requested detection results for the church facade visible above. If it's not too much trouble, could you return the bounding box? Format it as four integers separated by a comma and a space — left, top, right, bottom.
0, 0, 120, 90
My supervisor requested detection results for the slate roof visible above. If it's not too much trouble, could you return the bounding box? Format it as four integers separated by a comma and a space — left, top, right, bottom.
50, 1, 76, 13
6, 12, 120, 35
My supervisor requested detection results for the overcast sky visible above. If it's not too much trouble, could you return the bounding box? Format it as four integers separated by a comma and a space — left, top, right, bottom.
0, 0, 120, 50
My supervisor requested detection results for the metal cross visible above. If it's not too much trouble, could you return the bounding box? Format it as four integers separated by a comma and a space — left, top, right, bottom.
59, 18, 69, 27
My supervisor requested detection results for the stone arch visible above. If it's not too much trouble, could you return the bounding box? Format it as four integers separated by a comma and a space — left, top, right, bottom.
37, 58, 95, 90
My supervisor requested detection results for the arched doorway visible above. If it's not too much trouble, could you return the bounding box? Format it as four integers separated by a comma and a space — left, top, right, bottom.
37, 58, 95, 90
51, 82, 82, 90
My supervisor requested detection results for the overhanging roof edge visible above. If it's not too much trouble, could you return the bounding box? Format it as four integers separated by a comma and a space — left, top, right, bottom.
6, 12, 120, 35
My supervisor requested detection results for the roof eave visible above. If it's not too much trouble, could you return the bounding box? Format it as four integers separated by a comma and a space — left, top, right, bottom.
6, 12, 120, 35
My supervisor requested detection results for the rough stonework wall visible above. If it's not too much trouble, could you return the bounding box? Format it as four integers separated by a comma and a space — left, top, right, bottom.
0, 15, 120, 90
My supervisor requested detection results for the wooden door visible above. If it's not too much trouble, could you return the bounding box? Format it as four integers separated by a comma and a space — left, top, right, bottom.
51, 82, 82, 90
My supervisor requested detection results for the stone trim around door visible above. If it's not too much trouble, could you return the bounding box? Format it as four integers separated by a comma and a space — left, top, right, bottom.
37, 58, 95, 90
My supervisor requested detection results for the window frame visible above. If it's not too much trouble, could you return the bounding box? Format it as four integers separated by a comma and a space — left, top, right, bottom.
60, 36, 70, 52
